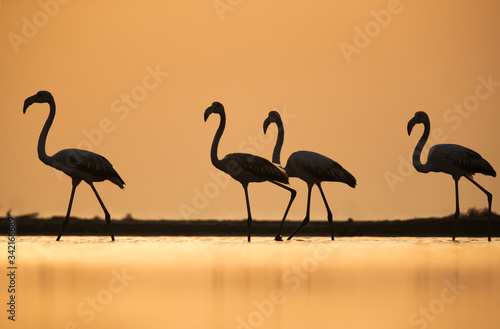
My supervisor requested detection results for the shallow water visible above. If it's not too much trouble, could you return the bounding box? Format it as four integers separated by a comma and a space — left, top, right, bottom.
2, 236, 499, 329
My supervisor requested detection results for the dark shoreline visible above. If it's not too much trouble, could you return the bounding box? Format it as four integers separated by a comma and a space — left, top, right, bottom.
1, 213, 499, 238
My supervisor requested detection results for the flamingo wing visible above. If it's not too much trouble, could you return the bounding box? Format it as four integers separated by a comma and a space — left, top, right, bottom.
52, 149, 125, 188
286, 151, 357, 187
430, 144, 496, 177
222, 153, 289, 184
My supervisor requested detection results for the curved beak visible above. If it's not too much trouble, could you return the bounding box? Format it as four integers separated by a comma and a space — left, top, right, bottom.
23, 95, 37, 114
407, 117, 416, 135
263, 117, 271, 134
204, 106, 213, 122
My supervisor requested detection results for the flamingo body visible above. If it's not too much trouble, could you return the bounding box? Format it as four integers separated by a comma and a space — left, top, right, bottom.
285, 151, 356, 187
219, 152, 288, 185
50, 148, 125, 188
423, 144, 495, 178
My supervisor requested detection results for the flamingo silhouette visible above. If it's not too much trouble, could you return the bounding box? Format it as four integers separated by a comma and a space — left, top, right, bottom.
407, 111, 496, 241
23, 91, 125, 241
264, 111, 356, 241
204, 102, 296, 242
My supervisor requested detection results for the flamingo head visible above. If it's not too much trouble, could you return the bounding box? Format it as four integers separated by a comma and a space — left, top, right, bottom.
23, 90, 54, 114
204, 101, 224, 121
263, 110, 282, 134
407, 111, 429, 135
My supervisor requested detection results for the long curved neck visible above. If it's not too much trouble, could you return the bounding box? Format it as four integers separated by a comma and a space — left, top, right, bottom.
412, 121, 430, 173
210, 112, 225, 170
272, 120, 284, 165
38, 99, 55, 165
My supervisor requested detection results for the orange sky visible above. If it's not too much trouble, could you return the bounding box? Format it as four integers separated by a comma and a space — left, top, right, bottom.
1, 0, 499, 222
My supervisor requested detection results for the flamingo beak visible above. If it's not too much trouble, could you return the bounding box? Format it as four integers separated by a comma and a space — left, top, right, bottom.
263, 117, 271, 134
407, 117, 416, 135
204, 106, 213, 122
23, 95, 37, 114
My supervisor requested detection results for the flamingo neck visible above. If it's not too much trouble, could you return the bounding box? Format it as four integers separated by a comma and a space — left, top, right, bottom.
412, 121, 430, 173
272, 119, 284, 165
210, 112, 225, 170
38, 99, 55, 165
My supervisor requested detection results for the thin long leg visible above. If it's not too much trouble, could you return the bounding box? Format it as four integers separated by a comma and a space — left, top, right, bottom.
465, 176, 493, 241
317, 183, 334, 241
269, 181, 297, 241
57, 180, 79, 241
241, 183, 252, 242
288, 182, 313, 241
90, 183, 115, 242
453, 178, 460, 241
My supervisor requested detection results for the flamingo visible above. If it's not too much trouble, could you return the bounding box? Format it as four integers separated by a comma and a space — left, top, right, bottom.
407, 111, 496, 241
204, 102, 296, 242
263, 111, 357, 241
23, 91, 125, 241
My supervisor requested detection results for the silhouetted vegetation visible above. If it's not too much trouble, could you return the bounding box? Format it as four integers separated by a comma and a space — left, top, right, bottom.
1, 210, 498, 238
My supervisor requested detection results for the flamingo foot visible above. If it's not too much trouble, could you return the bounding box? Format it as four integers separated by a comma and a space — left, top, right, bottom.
274, 235, 283, 241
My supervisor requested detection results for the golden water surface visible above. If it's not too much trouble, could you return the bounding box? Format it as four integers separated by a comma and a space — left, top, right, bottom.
2, 237, 499, 329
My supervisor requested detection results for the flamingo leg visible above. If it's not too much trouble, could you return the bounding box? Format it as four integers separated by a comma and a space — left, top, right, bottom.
57, 180, 79, 241
453, 178, 460, 241
288, 182, 313, 241
242, 183, 253, 242
269, 181, 297, 241
90, 183, 115, 242
317, 183, 334, 240
465, 176, 493, 241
